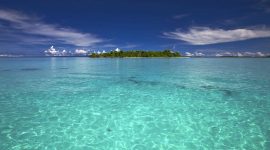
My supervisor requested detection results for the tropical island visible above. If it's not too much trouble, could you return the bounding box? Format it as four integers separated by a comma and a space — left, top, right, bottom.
89, 49, 181, 58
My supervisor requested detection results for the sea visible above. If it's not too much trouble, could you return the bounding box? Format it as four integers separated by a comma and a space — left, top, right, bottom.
0, 57, 269, 149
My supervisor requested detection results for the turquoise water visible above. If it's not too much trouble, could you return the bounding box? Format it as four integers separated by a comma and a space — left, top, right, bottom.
0, 57, 270, 149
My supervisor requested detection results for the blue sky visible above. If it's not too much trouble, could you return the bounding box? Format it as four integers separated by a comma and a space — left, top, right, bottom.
0, 0, 270, 56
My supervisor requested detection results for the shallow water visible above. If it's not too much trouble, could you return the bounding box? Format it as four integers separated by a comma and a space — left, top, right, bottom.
0, 57, 270, 149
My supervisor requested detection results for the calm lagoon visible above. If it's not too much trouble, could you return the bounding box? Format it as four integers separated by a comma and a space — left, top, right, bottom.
0, 57, 270, 149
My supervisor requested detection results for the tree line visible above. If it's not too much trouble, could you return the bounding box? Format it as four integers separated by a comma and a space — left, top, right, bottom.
89, 50, 181, 58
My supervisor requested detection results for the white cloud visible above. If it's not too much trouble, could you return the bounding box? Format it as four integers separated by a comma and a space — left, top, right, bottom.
215, 51, 269, 57
44, 46, 72, 56
0, 9, 103, 46
44, 46, 58, 56
74, 49, 88, 55
215, 54, 223, 57
163, 27, 270, 45
0, 9, 31, 23
184, 52, 205, 57
185, 52, 194, 56
194, 52, 205, 56
44, 46, 91, 56
237, 52, 244, 57
256, 52, 265, 56
0, 54, 23, 57
184, 50, 269, 57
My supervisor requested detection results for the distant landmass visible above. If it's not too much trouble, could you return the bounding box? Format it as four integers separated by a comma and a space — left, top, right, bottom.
41, 46, 270, 58
89, 50, 181, 58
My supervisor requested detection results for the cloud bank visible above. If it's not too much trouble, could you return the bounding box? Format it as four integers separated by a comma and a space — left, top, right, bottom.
214, 51, 269, 57
43, 46, 124, 56
44, 46, 72, 56
44, 46, 89, 56
163, 27, 270, 45
184, 51, 270, 57
0, 9, 103, 46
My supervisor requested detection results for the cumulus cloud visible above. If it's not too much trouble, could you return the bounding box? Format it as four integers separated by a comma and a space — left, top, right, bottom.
0, 9, 103, 46
44, 46, 91, 56
163, 27, 270, 45
185, 52, 194, 56
44, 46, 72, 56
74, 49, 88, 55
194, 52, 205, 56
256, 51, 265, 56
44, 46, 58, 56
184, 52, 205, 57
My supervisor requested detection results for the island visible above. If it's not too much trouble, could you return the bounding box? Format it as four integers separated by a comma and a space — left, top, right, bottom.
89, 50, 181, 58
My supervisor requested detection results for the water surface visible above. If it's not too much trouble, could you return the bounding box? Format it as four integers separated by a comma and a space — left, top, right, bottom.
0, 57, 270, 149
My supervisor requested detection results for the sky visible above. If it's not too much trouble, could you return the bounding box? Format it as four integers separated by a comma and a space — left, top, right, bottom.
0, 0, 270, 56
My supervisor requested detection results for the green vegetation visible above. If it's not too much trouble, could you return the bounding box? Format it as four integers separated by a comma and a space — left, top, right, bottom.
89, 50, 181, 58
